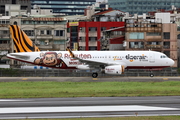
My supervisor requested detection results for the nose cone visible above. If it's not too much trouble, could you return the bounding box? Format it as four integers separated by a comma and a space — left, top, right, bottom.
169, 59, 174, 66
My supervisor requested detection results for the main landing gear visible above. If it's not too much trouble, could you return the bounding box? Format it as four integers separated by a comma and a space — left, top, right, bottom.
92, 72, 98, 78
149, 70, 154, 77
150, 73, 154, 77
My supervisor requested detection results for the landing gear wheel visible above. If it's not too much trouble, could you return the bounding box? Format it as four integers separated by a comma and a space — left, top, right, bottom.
92, 73, 98, 78
150, 73, 154, 77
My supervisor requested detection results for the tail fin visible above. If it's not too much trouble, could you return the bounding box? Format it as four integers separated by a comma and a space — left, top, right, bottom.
66, 47, 76, 58
9, 25, 40, 52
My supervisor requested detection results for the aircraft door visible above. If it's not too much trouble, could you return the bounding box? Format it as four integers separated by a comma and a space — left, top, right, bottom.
149, 53, 155, 63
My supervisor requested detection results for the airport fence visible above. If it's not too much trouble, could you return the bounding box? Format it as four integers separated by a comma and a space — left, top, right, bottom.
0, 68, 179, 77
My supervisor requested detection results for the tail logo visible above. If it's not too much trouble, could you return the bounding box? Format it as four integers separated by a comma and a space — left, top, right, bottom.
10, 25, 40, 52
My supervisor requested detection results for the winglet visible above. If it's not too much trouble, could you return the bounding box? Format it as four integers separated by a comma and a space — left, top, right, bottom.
66, 47, 76, 58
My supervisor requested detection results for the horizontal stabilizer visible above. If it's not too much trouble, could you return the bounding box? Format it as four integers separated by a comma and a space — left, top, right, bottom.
7, 53, 30, 60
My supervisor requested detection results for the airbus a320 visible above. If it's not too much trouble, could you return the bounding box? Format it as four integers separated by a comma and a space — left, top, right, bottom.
7, 25, 174, 78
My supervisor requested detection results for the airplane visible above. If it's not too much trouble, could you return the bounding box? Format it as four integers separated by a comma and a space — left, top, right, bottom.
7, 25, 174, 78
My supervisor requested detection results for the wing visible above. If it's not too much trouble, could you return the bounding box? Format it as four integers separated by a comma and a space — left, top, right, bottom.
66, 48, 126, 69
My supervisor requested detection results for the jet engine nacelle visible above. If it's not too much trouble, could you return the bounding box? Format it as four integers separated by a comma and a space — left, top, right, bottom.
105, 65, 125, 75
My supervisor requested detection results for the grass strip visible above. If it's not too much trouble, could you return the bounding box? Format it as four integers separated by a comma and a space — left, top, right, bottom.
0, 81, 180, 98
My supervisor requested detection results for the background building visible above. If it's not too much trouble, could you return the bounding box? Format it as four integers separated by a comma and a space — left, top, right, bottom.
0, 15, 11, 65
67, 5, 125, 51
108, 0, 180, 15
0, 0, 31, 16
67, 21, 124, 51
13, 16, 67, 51
124, 13, 177, 67
31, 0, 96, 15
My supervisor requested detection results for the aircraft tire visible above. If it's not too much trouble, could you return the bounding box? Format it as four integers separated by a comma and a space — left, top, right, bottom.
150, 73, 154, 77
92, 73, 98, 78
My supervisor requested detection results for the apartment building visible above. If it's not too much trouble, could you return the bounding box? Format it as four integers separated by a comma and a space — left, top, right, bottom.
125, 13, 177, 67
0, 15, 11, 64
19, 17, 67, 51
0, 0, 31, 16
67, 21, 125, 51
67, 6, 126, 51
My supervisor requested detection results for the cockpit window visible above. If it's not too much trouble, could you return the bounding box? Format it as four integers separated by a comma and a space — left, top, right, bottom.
160, 55, 167, 58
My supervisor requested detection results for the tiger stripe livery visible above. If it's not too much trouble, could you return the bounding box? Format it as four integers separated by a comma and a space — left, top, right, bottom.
9, 25, 40, 52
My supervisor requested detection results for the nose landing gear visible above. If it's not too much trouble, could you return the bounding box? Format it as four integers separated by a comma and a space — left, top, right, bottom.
149, 70, 154, 77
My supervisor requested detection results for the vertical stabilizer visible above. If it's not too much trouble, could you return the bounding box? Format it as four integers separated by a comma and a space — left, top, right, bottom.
9, 25, 40, 52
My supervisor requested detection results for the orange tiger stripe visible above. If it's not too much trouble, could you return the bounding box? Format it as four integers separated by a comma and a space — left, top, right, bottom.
10, 25, 40, 52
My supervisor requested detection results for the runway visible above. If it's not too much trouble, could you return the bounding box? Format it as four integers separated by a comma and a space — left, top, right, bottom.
0, 76, 180, 82
0, 77, 180, 119
0, 96, 180, 119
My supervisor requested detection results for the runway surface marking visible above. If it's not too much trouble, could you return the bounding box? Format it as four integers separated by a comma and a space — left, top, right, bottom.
0, 99, 26, 102
0, 105, 179, 114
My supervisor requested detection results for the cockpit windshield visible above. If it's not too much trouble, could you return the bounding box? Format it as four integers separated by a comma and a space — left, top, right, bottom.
160, 55, 168, 58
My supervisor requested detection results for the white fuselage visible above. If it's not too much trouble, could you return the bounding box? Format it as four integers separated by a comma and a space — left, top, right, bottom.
7, 50, 174, 70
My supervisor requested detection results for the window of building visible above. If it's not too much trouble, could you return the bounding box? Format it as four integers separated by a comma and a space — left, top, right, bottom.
89, 27, 97, 32
163, 42, 170, 49
2, 30, 8, 34
146, 32, 161, 36
129, 42, 144, 48
54, 40, 64, 44
67, 28, 70, 33
33, 1, 47, 4
89, 37, 97, 42
40, 40, 45, 45
55, 30, 64, 36
79, 37, 85, 42
40, 30, 44, 35
0, 40, 8, 44
151, 24, 157, 27
163, 32, 170, 39
43, 21, 47, 24
79, 46, 85, 50
24, 30, 34, 36
89, 46, 97, 50
164, 51, 170, 57
177, 27, 180, 31
101, 27, 106, 31
71, 26, 78, 32
79, 27, 85, 32
177, 34, 180, 39
47, 30, 51, 35
129, 32, 144, 39
71, 36, 78, 42
147, 42, 160, 45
